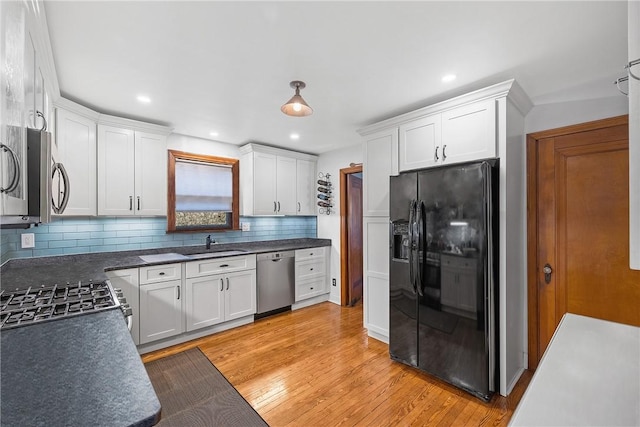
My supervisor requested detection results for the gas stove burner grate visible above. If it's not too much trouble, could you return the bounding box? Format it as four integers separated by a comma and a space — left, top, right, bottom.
0, 281, 120, 330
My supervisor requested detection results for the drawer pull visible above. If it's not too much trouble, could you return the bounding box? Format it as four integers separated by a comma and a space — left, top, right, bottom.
310, 268, 314, 271
310, 252, 313, 256
310, 287, 314, 290
220, 264, 229, 268
159, 272, 165, 276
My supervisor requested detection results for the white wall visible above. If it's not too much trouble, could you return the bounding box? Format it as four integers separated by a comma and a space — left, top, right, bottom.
525, 96, 628, 134
167, 133, 240, 157
316, 143, 363, 305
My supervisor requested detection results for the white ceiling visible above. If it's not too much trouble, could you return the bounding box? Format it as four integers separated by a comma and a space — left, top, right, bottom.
44, 1, 629, 155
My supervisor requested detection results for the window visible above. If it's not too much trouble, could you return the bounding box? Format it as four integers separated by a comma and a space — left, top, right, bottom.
167, 150, 239, 232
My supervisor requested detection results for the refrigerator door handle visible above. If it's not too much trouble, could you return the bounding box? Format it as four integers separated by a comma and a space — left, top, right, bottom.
408, 199, 417, 293
415, 200, 424, 297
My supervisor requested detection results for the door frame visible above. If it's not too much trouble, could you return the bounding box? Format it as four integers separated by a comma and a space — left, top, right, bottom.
340, 165, 363, 306
526, 115, 629, 369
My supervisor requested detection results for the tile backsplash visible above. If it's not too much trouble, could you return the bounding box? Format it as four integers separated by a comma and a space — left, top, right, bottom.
0, 216, 317, 264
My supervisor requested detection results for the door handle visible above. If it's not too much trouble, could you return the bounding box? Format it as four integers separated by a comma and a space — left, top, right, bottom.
274, 201, 277, 212
277, 201, 281, 212
220, 278, 224, 291
176, 285, 181, 300
434, 146, 440, 161
137, 196, 140, 211
543, 264, 553, 284
442, 145, 447, 160
298, 202, 301, 212
129, 196, 133, 211
226, 277, 230, 290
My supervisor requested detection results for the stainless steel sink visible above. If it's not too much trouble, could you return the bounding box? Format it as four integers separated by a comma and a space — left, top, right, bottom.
187, 250, 248, 260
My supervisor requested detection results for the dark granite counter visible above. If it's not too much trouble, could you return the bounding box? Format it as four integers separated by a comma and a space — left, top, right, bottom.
0, 237, 330, 426
0, 309, 161, 427
0, 238, 331, 290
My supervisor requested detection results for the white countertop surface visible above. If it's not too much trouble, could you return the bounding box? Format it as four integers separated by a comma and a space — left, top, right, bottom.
510, 313, 640, 426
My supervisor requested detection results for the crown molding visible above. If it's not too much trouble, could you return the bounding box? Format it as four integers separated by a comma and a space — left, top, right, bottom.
358, 79, 533, 136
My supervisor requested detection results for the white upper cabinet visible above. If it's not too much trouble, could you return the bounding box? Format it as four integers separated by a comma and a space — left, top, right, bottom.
362, 128, 399, 216
251, 151, 278, 215
55, 108, 97, 216
276, 155, 297, 215
97, 121, 167, 216
0, 2, 28, 217
440, 98, 496, 164
240, 143, 318, 216
397, 98, 496, 172
629, 0, 639, 270
296, 159, 316, 215
134, 132, 167, 215
98, 125, 134, 215
399, 114, 441, 171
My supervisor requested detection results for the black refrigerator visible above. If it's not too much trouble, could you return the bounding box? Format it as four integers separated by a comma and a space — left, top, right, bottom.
389, 159, 498, 401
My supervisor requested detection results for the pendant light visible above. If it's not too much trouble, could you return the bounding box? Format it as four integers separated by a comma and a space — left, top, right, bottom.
281, 80, 313, 117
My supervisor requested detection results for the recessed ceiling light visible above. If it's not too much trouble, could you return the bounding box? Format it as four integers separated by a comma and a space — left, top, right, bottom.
441, 74, 456, 83
209, 131, 219, 137
136, 95, 151, 103
290, 133, 300, 140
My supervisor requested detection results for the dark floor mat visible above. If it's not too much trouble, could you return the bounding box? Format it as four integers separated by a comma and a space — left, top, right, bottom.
145, 347, 268, 427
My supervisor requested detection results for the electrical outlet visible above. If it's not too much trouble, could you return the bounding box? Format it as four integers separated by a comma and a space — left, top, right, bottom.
241, 222, 250, 231
332, 278, 336, 286
21, 233, 35, 249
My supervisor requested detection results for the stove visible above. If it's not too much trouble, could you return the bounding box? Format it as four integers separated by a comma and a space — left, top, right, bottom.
0, 280, 131, 330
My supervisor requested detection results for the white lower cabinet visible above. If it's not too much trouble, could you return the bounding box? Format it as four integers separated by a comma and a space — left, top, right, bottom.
139, 263, 184, 345
294, 247, 329, 302
185, 269, 256, 332
184, 254, 257, 332
363, 216, 390, 341
139, 279, 184, 344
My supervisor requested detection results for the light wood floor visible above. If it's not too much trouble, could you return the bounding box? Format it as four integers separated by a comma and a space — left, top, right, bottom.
142, 302, 532, 426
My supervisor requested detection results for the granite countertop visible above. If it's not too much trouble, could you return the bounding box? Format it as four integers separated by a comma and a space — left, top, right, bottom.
0, 309, 161, 427
0, 237, 330, 426
0, 238, 331, 290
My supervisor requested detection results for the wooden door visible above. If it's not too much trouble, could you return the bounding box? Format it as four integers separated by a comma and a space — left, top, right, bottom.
527, 115, 640, 368
347, 173, 363, 305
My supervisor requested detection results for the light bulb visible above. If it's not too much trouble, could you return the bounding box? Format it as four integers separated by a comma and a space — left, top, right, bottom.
293, 103, 302, 112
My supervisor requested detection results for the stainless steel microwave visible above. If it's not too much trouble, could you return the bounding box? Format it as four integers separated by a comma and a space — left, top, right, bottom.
0, 128, 69, 228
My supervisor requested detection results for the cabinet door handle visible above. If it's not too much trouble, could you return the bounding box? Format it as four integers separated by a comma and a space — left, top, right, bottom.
226, 277, 230, 290
442, 145, 447, 160
129, 196, 133, 210
298, 202, 301, 212
220, 278, 224, 291
277, 201, 281, 212
137, 196, 140, 211
36, 110, 47, 131
434, 146, 440, 161
176, 285, 181, 300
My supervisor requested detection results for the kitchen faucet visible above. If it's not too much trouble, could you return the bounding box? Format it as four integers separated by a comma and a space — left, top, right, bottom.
206, 235, 215, 249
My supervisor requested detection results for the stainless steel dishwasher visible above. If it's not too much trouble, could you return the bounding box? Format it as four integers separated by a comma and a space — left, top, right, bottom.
256, 251, 295, 316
